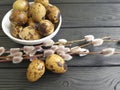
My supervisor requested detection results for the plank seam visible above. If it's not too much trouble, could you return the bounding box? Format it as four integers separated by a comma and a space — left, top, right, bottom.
2, 2, 120, 6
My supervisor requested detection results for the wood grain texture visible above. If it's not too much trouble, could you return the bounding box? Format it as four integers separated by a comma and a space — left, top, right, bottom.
1, 0, 120, 90
2, 4, 120, 28
1, 0, 120, 5
0, 67, 120, 90
59, 4, 120, 27
0, 28, 120, 67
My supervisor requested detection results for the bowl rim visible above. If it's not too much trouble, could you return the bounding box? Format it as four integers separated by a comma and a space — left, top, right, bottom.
1, 2, 62, 45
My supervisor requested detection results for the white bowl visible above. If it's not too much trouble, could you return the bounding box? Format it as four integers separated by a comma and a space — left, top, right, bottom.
2, 5, 62, 45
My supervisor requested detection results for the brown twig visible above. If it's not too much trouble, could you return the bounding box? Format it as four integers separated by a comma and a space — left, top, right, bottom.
0, 53, 43, 63
79, 36, 111, 48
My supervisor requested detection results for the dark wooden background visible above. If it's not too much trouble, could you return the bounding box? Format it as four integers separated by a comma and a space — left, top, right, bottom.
1, 0, 120, 90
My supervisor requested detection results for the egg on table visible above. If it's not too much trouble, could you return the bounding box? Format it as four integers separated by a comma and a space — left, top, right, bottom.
45, 54, 68, 73
26, 59, 45, 82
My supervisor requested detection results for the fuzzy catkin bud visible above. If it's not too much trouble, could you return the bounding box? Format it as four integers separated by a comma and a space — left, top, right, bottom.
0, 47, 5, 56
12, 52, 23, 57
44, 49, 55, 57
70, 46, 81, 54
92, 39, 104, 46
57, 45, 65, 50
84, 35, 94, 42
58, 39, 67, 44
61, 54, 73, 61
101, 48, 115, 56
79, 48, 89, 56
63, 48, 70, 53
23, 46, 35, 55
12, 56, 23, 64
35, 46, 43, 52
56, 49, 66, 56
51, 45, 59, 51
10, 48, 20, 56
42, 39, 55, 46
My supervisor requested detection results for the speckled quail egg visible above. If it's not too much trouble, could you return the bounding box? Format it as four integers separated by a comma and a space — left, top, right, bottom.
46, 5, 60, 23
26, 59, 45, 82
9, 10, 28, 25
19, 26, 41, 40
13, 0, 29, 11
11, 25, 23, 38
38, 20, 54, 36
27, 17, 38, 28
29, 3, 46, 22
45, 54, 68, 73
34, 0, 49, 7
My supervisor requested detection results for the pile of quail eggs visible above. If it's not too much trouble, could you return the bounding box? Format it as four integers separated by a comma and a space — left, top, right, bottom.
9, 0, 60, 40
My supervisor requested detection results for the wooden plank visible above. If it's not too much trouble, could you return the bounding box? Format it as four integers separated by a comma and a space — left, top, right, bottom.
0, 28, 120, 67
59, 4, 120, 27
0, 6, 11, 29
2, 4, 120, 28
0, 67, 120, 90
1, 0, 120, 5
54, 28, 120, 66
50, 0, 120, 3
